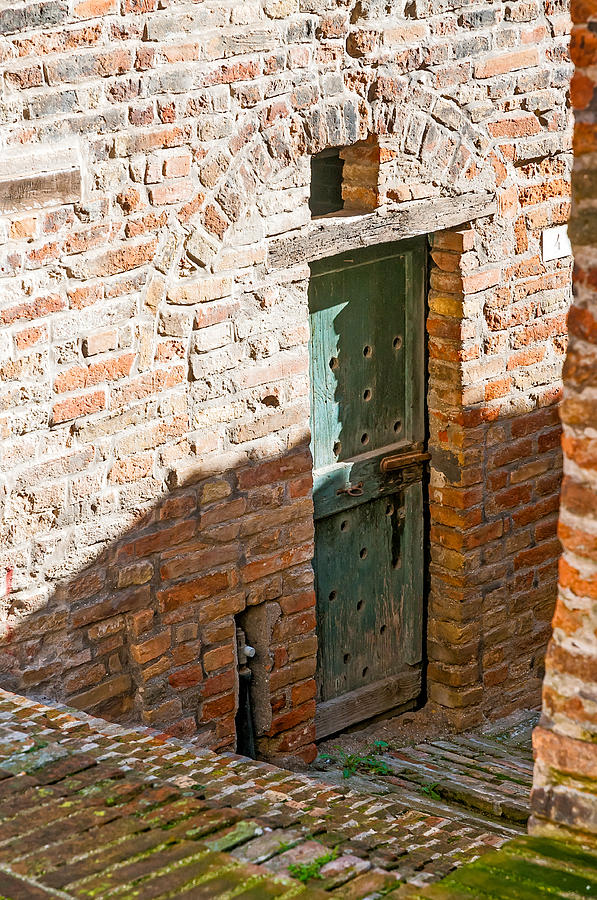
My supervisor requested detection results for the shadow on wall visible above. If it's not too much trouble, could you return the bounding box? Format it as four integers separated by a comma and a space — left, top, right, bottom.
0, 438, 319, 763
0, 353, 567, 760
0, 241, 569, 761
426, 399, 565, 723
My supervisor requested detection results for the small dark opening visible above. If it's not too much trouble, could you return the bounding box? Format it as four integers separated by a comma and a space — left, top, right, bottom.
310, 149, 344, 217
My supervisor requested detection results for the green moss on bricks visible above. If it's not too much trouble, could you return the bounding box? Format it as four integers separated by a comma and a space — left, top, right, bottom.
203, 820, 263, 852
288, 847, 339, 883
507, 836, 597, 876
476, 856, 597, 896
426, 838, 597, 900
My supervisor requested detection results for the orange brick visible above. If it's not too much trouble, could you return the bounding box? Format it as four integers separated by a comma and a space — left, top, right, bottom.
52, 391, 105, 424
475, 48, 539, 78
200, 692, 235, 721
130, 630, 171, 665
157, 572, 230, 613
168, 664, 203, 689
203, 644, 234, 673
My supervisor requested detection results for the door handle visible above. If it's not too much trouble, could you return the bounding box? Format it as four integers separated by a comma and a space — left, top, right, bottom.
336, 481, 364, 496
380, 450, 431, 474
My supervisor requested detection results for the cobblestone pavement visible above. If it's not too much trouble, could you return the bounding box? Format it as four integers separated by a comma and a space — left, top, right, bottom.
0, 690, 542, 897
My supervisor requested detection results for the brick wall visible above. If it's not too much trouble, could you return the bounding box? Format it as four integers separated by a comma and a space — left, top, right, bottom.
0, 0, 572, 760
530, 0, 597, 847
427, 226, 568, 729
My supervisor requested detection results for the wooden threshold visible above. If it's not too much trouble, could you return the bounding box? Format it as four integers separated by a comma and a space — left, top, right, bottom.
315, 666, 421, 740
267, 192, 496, 270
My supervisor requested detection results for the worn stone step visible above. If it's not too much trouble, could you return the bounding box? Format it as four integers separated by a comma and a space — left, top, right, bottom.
425, 740, 534, 779
449, 734, 534, 768
307, 767, 524, 838
377, 757, 529, 823
387, 746, 531, 796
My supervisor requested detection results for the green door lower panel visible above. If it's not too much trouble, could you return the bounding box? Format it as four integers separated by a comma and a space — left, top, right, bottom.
315, 483, 423, 702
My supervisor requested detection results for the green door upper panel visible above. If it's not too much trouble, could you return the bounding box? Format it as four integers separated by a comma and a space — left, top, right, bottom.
309, 238, 426, 471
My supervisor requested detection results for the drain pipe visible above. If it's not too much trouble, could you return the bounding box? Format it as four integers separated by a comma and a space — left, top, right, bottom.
235, 627, 257, 758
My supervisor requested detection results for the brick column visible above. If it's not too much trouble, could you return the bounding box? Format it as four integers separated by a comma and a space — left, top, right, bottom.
530, 0, 597, 848
428, 225, 565, 730
427, 227, 487, 729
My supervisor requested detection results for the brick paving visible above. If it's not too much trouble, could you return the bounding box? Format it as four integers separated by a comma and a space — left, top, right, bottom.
0, 691, 594, 897
401, 836, 597, 899
312, 710, 537, 828
0, 689, 541, 897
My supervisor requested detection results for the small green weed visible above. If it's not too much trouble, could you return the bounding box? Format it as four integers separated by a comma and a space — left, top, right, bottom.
318, 740, 390, 779
23, 740, 48, 754
420, 781, 442, 801
277, 839, 295, 853
287, 847, 338, 883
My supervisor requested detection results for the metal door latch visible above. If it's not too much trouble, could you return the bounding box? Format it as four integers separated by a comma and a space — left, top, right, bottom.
336, 481, 364, 497
380, 450, 431, 474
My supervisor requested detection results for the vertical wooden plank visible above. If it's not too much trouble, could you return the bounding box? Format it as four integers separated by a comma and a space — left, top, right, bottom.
315, 492, 416, 701
407, 239, 427, 444
401, 481, 425, 667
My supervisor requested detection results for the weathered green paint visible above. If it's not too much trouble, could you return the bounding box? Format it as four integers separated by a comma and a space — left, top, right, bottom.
308, 238, 426, 715
309, 240, 425, 472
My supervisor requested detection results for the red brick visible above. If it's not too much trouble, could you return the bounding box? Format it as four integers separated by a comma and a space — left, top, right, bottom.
131, 630, 171, 665
121, 520, 196, 560
241, 545, 313, 584
203, 669, 235, 697
268, 700, 315, 736
157, 573, 230, 614
148, 180, 193, 206
533, 726, 597, 779
52, 391, 105, 424
168, 664, 203, 689
203, 644, 234, 673
54, 353, 135, 393
489, 114, 542, 139
163, 153, 191, 178
238, 452, 312, 490
200, 692, 235, 721
1, 294, 65, 327
291, 679, 317, 707
475, 48, 539, 78
14, 325, 47, 351
109, 454, 154, 484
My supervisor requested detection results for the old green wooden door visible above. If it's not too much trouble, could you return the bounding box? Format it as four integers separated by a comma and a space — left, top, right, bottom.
309, 238, 427, 739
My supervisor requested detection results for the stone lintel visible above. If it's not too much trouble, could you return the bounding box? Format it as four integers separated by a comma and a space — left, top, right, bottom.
267, 192, 497, 269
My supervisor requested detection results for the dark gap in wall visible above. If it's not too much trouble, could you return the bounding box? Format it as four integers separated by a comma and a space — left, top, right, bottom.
310, 149, 345, 217
420, 236, 432, 712
235, 621, 257, 758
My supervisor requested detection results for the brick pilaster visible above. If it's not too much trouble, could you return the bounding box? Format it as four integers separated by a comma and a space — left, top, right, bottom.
530, 0, 597, 846
428, 225, 565, 729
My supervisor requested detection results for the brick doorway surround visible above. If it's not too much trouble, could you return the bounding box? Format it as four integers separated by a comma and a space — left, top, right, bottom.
244, 202, 569, 757
425, 227, 565, 733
